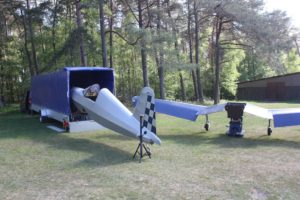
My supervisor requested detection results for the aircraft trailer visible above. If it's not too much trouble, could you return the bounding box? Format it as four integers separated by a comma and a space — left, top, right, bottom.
30, 67, 114, 132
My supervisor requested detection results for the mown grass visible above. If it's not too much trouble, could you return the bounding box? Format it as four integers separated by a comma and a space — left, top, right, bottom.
0, 103, 300, 199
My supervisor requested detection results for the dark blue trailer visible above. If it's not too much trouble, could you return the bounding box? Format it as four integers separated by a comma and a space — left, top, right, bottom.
30, 67, 114, 132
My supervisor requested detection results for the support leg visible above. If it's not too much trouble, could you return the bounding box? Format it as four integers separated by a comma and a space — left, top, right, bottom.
204, 115, 210, 131
143, 144, 151, 158
267, 119, 272, 136
133, 144, 140, 159
139, 137, 143, 163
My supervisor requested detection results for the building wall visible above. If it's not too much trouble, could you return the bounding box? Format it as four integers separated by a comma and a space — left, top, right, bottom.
237, 87, 266, 100
237, 73, 300, 101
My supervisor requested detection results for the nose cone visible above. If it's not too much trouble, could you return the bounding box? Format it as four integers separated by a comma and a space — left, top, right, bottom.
141, 127, 161, 145
151, 133, 161, 145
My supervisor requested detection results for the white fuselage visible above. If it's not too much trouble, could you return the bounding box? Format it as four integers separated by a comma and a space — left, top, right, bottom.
71, 87, 161, 145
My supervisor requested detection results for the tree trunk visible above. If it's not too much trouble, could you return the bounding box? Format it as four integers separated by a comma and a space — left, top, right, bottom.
179, 72, 186, 101
127, 61, 132, 100
21, 9, 34, 76
187, 1, 198, 100
156, 0, 165, 99
0, 64, 3, 104
154, 50, 165, 99
132, 51, 137, 95
99, 0, 108, 67
120, 65, 125, 101
9, 76, 14, 103
138, 0, 149, 87
294, 37, 300, 56
251, 52, 256, 79
0, 44, 3, 103
52, 0, 58, 65
109, 0, 114, 68
191, 71, 198, 101
0, 33, 4, 103
26, 0, 39, 74
167, 1, 186, 101
34, 0, 45, 54
75, 0, 87, 66
213, 17, 222, 104
194, 1, 204, 102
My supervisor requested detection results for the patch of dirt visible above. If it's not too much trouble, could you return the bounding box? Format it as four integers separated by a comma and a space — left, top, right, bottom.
250, 187, 268, 200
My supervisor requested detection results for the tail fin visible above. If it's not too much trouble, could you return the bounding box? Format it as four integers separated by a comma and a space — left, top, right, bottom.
133, 87, 156, 134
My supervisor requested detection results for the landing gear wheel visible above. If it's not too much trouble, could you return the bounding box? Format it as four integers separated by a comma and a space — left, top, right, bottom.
267, 127, 272, 136
204, 123, 210, 131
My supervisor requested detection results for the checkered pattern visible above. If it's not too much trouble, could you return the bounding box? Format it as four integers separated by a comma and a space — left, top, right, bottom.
142, 95, 156, 134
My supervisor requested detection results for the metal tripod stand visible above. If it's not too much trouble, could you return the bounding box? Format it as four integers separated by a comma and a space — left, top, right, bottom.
133, 115, 151, 163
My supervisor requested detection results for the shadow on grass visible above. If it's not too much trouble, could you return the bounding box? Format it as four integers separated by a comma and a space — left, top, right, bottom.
0, 112, 132, 167
94, 134, 133, 141
50, 135, 132, 167
160, 132, 300, 150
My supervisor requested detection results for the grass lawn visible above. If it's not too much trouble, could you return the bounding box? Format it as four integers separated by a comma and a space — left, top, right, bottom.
1, 102, 300, 199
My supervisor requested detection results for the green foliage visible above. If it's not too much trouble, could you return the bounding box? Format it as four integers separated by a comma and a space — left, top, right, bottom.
0, 0, 297, 103
238, 51, 282, 83
174, 71, 196, 100
221, 49, 245, 99
281, 48, 300, 73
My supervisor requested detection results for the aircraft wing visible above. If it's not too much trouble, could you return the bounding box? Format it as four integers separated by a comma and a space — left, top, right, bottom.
155, 99, 204, 121
244, 104, 273, 119
196, 103, 226, 115
244, 104, 300, 127
270, 108, 300, 127
133, 97, 226, 121
133, 97, 300, 128
155, 99, 226, 118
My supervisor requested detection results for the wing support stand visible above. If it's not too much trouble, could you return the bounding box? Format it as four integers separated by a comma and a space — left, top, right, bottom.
267, 119, 272, 136
133, 115, 151, 163
204, 115, 210, 131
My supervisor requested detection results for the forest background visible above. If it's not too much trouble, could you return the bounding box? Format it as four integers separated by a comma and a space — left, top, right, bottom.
0, 0, 300, 105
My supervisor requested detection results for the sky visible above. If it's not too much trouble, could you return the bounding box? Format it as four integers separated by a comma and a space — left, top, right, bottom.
264, 0, 300, 29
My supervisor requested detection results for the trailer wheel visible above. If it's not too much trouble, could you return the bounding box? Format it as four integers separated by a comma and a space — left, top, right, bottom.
65, 126, 70, 132
39, 116, 47, 123
63, 120, 70, 132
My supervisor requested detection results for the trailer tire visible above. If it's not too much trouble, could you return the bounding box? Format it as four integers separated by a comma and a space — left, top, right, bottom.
63, 120, 70, 132
39, 116, 47, 123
